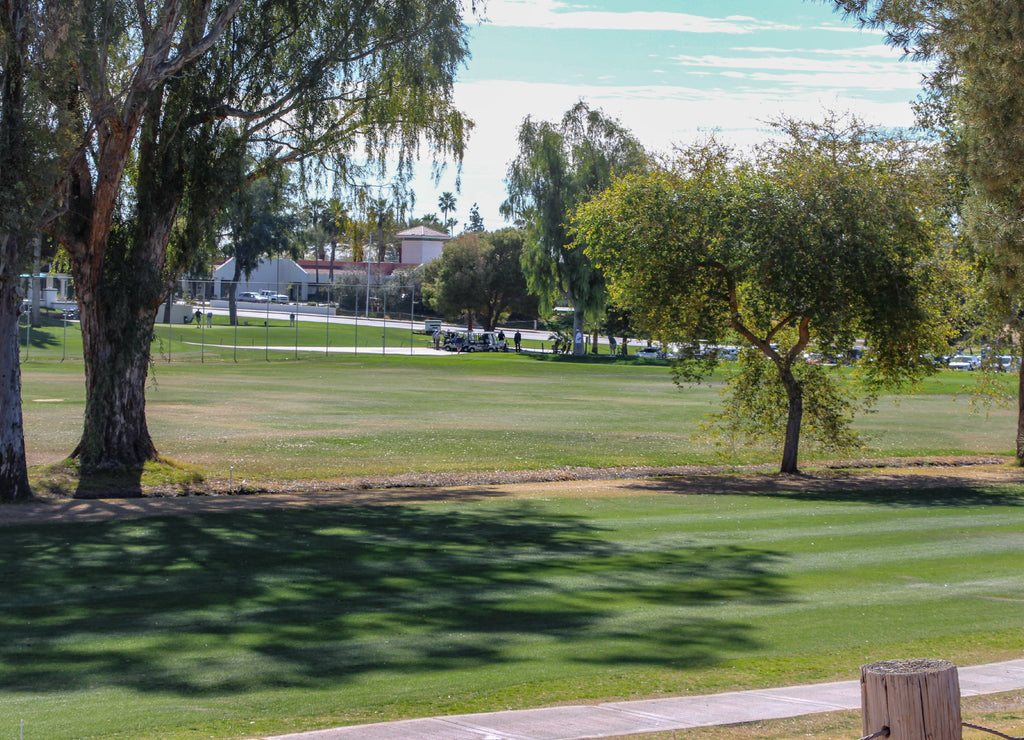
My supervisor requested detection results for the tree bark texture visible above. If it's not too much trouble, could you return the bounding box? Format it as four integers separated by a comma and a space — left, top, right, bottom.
779, 367, 804, 474
1016, 352, 1024, 462
0, 0, 32, 499
861, 659, 961, 740
71, 280, 161, 468
0, 274, 31, 500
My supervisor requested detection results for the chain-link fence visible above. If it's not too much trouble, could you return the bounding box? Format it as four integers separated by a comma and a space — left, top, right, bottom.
19, 279, 451, 363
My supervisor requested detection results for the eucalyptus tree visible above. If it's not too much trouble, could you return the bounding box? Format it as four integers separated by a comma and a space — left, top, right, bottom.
48, 0, 476, 468
575, 118, 955, 473
502, 101, 647, 355
0, 0, 75, 498
0, 0, 36, 499
827, 1, 1024, 459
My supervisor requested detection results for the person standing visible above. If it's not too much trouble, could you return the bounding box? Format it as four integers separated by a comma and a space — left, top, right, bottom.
513, 330, 522, 353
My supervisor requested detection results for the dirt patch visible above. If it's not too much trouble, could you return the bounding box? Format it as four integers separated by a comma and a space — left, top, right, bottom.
3, 455, 1022, 527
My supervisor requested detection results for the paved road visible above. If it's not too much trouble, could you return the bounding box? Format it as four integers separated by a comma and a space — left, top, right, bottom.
258, 659, 1024, 740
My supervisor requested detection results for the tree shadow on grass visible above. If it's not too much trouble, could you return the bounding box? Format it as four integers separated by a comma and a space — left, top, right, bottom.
0, 503, 790, 696
624, 474, 1024, 508
19, 326, 61, 350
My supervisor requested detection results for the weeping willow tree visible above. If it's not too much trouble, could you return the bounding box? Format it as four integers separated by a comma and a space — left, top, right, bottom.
502, 101, 647, 355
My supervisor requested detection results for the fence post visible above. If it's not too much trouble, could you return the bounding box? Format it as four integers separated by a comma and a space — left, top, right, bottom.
861, 659, 962, 740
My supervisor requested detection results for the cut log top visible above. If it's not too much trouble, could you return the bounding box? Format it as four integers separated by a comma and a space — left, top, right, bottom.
862, 658, 957, 675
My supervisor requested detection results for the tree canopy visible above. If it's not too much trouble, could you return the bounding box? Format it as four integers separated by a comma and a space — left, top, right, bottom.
574, 117, 955, 473
502, 100, 647, 354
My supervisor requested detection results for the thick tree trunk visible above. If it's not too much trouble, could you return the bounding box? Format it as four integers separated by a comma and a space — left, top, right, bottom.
72, 284, 160, 468
0, 273, 31, 501
779, 369, 803, 474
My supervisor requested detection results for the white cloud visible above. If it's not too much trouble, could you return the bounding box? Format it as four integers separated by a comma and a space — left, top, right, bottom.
669, 51, 928, 91
478, 0, 798, 33
410, 76, 921, 229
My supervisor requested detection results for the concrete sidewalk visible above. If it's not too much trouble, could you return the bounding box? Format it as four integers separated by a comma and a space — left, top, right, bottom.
259, 659, 1024, 740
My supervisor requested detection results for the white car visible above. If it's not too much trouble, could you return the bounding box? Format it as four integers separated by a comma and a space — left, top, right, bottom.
635, 347, 666, 359
237, 291, 263, 302
948, 355, 981, 370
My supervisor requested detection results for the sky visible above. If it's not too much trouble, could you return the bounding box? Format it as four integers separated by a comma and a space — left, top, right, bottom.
409, 0, 930, 232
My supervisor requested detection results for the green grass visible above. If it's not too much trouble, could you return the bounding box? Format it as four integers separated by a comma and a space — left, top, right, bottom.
9, 322, 1024, 739
2, 485, 1023, 739
20, 333, 1018, 483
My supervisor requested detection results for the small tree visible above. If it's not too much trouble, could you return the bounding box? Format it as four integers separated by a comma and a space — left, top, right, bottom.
222, 173, 299, 324
466, 202, 484, 232
575, 118, 955, 473
422, 229, 534, 331
422, 232, 486, 329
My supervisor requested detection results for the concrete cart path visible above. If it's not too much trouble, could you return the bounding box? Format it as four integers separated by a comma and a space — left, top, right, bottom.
257, 659, 1024, 740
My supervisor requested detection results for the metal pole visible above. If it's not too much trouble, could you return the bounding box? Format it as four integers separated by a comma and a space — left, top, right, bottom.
409, 285, 415, 356
381, 287, 387, 354
167, 293, 172, 363
325, 284, 330, 358
21, 311, 28, 361
200, 296, 206, 363
364, 257, 371, 318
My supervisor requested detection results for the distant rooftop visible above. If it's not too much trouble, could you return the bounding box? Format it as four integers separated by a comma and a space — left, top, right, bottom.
395, 225, 450, 240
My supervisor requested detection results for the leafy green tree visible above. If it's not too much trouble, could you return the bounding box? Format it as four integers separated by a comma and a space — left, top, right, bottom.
575, 119, 954, 473
422, 232, 487, 329
46, 0, 475, 468
502, 100, 647, 355
422, 228, 534, 331
222, 174, 299, 324
827, 0, 1024, 460
481, 228, 536, 329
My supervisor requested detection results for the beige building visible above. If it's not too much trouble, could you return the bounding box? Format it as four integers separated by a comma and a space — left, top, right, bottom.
395, 225, 450, 264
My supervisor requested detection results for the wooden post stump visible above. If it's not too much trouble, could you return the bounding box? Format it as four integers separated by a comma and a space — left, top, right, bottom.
861, 659, 961, 740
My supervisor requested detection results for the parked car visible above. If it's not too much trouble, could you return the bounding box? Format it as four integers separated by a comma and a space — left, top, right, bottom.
259, 290, 289, 303
238, 291, 263, 302
635, 346, 666, 359
948, 355, 982, 371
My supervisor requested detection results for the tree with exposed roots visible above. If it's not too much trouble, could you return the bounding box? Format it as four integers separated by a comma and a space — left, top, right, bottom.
575, 118, 957, 474
46, 0, 475, 470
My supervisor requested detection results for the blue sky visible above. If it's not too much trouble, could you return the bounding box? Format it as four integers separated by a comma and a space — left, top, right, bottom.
411, 0, 929, 230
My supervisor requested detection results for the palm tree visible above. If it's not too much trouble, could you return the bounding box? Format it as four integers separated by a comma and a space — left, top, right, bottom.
438, 192, 456, 233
